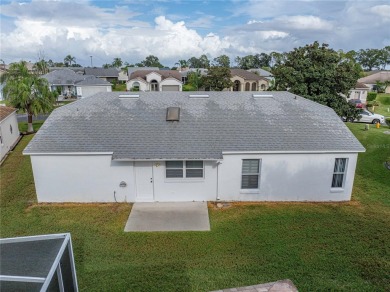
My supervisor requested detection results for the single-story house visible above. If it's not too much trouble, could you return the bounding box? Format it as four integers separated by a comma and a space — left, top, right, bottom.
23, 91, 365, 203
84, 68, 119, 83
230, 69, 269, 91
347, 82, 369, 103
358, 71, 390, 93
248, 68, 274, 82
126, 70, 182, 91
1, 106, 20, 162
42, 69, 112, 98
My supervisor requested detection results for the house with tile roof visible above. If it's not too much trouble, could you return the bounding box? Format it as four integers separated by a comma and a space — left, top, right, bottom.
230, 69, 269, 91
1, 106, 20, 162
42, 68, 112, 99
126, 70, 182, 91
24, 91, 364, 203
358, 71, 390, 93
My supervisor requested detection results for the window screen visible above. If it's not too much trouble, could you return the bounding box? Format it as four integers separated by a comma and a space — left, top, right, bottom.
186, 161, 203, 178
166, 161, 204, 178
166, 161, 183, 178
241, 159, 260, 189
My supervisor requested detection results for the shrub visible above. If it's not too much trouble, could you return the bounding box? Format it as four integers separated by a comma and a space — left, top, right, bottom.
367, 101, 379, 108
367, 92, 377, 102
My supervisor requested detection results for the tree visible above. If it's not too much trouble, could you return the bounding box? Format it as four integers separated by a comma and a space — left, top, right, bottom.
33, 59, 49, 75
176, 59, 189, 69
187, 56, 202, 68
199, 54, 210, 68
356, 49, 382, 71
141, 55, 163, 68
202, 66, 233, 91
64, 55, 76, 67
1, 61, 55, 132
102, 63, 112, 69
187, 69, 204, 90
213, 55, 230, 68
112, 57, 123, 68
272, 42, 361, 118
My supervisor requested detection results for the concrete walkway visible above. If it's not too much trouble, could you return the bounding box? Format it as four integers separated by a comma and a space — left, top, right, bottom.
124, 202, 210, 232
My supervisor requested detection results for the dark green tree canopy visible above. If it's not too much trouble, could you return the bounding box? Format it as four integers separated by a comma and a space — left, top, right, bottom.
202, 67, 233, 91
273, 42, 360, 117
213, 55, 230, 68
140, 55, 164, 68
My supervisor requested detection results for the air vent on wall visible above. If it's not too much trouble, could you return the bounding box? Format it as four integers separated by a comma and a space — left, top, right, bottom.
166, 107, 180, 121
119, 94, 139, 98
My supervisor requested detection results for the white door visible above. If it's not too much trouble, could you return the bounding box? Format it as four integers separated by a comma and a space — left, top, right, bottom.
135, 162, 154, 202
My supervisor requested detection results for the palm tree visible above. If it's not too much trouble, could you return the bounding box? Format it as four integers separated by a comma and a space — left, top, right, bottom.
1, 61, 54, 132
64, 55, 76, 67
33, 59, 49, 75
112, 57, 123, 68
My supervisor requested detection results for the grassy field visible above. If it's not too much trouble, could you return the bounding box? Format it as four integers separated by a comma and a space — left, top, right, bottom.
369, 93, 390, 117
1, 124, 389, 291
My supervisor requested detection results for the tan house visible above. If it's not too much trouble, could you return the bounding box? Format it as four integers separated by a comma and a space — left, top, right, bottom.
126, 70, 182, 91
230, 69, 269, 91
358, 71, 390, 93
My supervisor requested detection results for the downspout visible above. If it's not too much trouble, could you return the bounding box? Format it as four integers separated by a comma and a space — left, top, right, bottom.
216, 160, 221, 201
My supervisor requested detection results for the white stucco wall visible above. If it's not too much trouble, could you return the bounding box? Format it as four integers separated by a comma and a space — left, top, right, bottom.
218, 153, 359, 202
126, 80, 147, 91
348, 89, 368, 103
29, 153, 359, 203
0, 111, 20, 161
146, 72, 162, 83
30, 155, 135, 202
159, 78, 182, 91
152, 161, 217, 202
76, 85, 112, 99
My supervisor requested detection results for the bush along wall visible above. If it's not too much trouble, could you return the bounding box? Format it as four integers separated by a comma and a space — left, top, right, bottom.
367, 92, 377, 102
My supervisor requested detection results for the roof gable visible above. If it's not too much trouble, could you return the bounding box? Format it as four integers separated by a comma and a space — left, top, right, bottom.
230, 69, 264, 81
0, 106, 17, 122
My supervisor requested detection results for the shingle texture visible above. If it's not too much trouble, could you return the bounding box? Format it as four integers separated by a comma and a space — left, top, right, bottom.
358, 71, 390, 83
84, 68, 119, 77
0, 106, 16, 122
24, 92, 365, 159
231, 69, 265, 81
129, 70, 182, 82
42, 68, 84, 85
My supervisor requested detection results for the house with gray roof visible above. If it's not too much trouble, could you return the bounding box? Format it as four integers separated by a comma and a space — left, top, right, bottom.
84, 67, 119, 83
42, 69, 112, 99
358, 71, 390, 93
24, 91, 364, 203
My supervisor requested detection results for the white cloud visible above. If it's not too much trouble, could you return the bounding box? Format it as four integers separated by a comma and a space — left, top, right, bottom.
371, 5, 390, 21
275, 15, 333, 31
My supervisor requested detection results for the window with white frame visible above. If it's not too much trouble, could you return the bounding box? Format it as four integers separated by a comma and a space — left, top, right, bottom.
331, 158, 347, 188
166, 161, 204, 178
241, 159, 261, 189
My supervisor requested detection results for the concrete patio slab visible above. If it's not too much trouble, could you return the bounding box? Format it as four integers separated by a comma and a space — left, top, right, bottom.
124, 202, 210, 232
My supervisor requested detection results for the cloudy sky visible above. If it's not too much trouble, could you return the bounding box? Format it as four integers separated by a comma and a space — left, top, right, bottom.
1, 0, 389, 67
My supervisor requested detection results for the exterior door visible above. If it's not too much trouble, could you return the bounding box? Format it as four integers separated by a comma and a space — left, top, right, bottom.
135, 162, 154, 202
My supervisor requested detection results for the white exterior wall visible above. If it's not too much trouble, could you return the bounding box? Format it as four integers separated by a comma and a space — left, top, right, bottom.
348, 89, 368, 103
76, 85, 112, 99
126, 80, 147, 91
146, 72, 162, 83
218, 153, 358, 201
30, 155, 135, 202
29, 153, 359, 203
152, 161, 217, 202
0, 111, 20, 161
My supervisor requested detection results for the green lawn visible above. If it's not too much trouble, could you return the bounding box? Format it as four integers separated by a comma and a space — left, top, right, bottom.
369, 93, 390, 117
1, 124, 389, 291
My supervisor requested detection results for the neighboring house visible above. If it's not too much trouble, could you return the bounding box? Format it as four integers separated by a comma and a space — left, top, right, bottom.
24, 91, 365, 203
248, 68, 274, 81
84, 68, 119, 83
230, 69, 269, 91
179, 68, 208, 84
127, 67, 160, 76
49, 67, 85, 75
358, 71, 390, 93
75, 76, 112, 99
42, 69, 112, 99
348, 82, 369, 103
126, 70, 182, 91
1, 106, 20, 162
117, 69, 128, 82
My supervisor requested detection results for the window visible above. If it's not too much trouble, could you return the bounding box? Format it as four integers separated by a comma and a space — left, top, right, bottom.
166, 161, 204, 178
150, 80, 159, 91
10, 125, 13, 134
245, 82, 250, 91
332, 158, 347, 188
251, 82, 257, 91
241, 159, 261, 189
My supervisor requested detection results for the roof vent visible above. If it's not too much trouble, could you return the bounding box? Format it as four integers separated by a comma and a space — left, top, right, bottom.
253, 94, 273, 98
166, 107, 180, 121
189, 94, 209, 98
119, 94, 139, 98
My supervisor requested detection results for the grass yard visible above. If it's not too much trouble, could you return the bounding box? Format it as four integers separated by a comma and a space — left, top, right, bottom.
1, 124, 389, 291
369, 93, 390, 118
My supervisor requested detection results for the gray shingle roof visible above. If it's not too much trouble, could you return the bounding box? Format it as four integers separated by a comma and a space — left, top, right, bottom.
75, 76, 112, 86
84, 68, 119, 78
24, 92, 365, 159
42, 68, 84, 85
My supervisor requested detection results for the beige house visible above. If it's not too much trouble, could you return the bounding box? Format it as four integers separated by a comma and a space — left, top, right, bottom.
230, 69, 269, 91
126, 70, 182, 91
358, 71, 390, 93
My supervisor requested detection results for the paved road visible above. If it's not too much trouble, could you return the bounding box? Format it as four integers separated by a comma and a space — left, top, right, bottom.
17, 114, 49, 123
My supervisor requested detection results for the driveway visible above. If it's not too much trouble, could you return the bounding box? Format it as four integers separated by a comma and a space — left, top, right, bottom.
124, 202, 210, 232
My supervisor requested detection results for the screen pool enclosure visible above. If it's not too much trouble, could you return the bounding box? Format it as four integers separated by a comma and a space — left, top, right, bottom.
0, 233, 78, 292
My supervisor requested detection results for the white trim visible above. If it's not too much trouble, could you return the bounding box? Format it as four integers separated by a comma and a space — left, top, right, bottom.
222, 150, 365, 154
0, 233, 68, 244
23, 152, 113, 156
113, 158, 219, 161
0, 276, 45, 283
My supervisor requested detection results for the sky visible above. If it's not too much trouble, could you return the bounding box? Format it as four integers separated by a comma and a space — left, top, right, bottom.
0, 0, 389, 67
